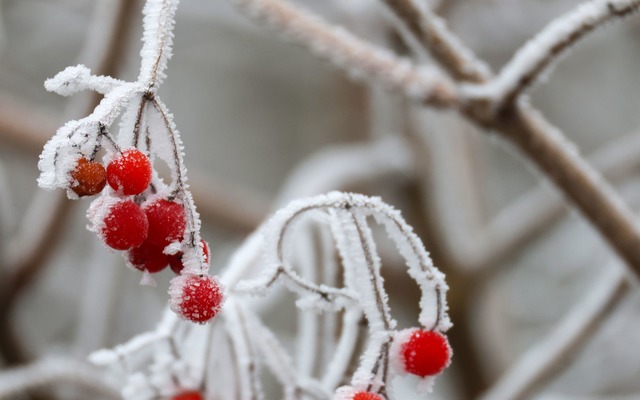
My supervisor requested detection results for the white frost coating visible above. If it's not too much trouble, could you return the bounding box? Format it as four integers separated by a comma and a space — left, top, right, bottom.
45, 64, 126, 96
232, 0, 456, 104
223, 299, 264, 400
87, 192, 451, 399
463, 0, 640, 104
372, 209, 451, 331
138, 0, 180, 87
232, 192, 450, 396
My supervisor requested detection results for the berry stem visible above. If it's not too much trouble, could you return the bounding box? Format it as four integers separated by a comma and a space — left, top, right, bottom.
98, 123, 122, 155
149, 96, 205, 271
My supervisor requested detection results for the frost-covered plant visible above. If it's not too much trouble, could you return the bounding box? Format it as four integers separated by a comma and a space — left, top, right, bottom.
36, 0, 223, 324
35, 2, 453, 398
89, 192, 452, 399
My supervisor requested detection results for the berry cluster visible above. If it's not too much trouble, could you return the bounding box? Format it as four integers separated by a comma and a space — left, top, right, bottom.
63, 145, 223, 324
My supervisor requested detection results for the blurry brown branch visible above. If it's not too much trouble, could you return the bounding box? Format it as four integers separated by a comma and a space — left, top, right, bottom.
231, 0, 459, 107
0, 0, 138, 366
377, 0, 640, 281
0, 357, 121, 399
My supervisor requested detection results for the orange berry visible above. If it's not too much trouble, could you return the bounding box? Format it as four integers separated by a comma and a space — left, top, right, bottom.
70, 157, 107, 197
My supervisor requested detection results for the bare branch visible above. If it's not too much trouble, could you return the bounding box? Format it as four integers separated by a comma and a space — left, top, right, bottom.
381, 0, 491, 82
463, 0, 640, 107
231, 0, 459, 107
0, 357, 121, 400
480, 267, 629, 400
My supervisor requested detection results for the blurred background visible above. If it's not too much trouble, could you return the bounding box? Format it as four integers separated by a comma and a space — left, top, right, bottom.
0, 0, 639, 399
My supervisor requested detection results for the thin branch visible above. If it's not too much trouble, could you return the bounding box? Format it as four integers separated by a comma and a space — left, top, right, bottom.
487, 104, 640, 280
0, 358, 121, 400
381, 0, 491, 82
480, 267, 629, 400
463, 0, 640, 107
231, 0, 459, 107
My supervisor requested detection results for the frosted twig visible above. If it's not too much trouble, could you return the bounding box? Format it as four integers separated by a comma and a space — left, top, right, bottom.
381, 0, 491, 82
480, 267, 629, 400
0, 357, 120, 400
222, 299, 263, 400
231, 0, 459, 107
239, 303, 330, 400
463, 0, 640, 107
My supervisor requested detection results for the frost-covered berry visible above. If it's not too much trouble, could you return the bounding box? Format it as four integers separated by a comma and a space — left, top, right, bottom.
169, 240, 210, 274
401, 329, 451, 377
128, 241, 169, 273
106, 148, 152, 195
171, 391, 202, 400
101, 200, 149, 250
169, 274, 223, 324
70, 157, 106, 197
143, 199, 186, 246
353, 392, 384, 400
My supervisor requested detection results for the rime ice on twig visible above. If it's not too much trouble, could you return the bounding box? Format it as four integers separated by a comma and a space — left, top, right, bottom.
463, 0, 640, 107
232, 0, 458, 106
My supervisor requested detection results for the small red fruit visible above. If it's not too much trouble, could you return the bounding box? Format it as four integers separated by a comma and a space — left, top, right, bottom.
171, 391, 202, 400
169, 274, 224, 324
169, 240, 210, 274
401, 330, 451, 377
144, 199, 186, 246
129, 241, 169, 273
106, 148, 152, 195
70, 157, 106, 197
101, 200, 149, 250
353, 392, 384, 400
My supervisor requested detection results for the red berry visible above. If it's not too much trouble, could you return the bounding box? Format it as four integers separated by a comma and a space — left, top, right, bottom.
128, 241, 169, 273
144, 199, 186, 246
171, 391, 202, 400
70, 157, 106, 197
353, 392, 384, 400
169, 274, 223, 324
170, 240, 210, 274
401, 330, 451, 377
101, 200, 149, 250
106, 148, 152, 195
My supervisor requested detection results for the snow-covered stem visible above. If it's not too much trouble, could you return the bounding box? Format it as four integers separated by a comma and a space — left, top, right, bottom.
381, 0, 491, 82
463, 0, 640, 107
231, 0, 459, 107
0, 358, 121, 400
480, 267, 629, 400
